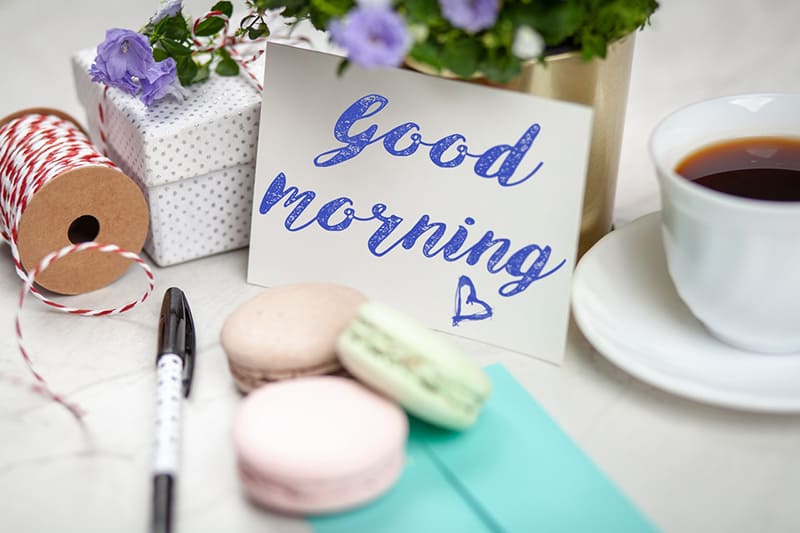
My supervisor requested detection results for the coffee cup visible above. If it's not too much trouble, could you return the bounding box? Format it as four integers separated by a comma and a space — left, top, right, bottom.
650, 93, 800, 353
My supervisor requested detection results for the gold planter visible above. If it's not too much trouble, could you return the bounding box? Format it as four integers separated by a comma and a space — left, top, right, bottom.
512, 37, 636, 256
407, 35, 636, 257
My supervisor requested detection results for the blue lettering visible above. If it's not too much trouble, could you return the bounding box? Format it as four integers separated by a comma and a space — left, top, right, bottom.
474, 124, 543, 187
258, 173, 564, 298
429, 134, 468, 168
258, 172, 316, 231
313, 95, 544, 188
382, 123, 421, 156
370, 214, 447, 256
367, 204, 405, 256
317, 197, 356, 231
425, 217, 475, 260
313, 94, 388, 167
499, 245, 565, 296
457, 231, 512, 273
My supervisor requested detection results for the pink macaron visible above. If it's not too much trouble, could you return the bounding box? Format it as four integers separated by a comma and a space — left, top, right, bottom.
221, 283, 367, 392
233, 376, 408, 514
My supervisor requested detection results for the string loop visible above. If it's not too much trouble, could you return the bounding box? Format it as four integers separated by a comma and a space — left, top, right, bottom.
0, 112, 155, 418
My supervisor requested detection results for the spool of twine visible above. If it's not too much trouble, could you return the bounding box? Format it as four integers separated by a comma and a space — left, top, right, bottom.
0, 108, 155, 417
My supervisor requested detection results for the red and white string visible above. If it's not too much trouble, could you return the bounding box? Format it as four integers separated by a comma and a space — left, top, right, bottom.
0, 112, 155, 418
190, 9, 311, 93
191, 9, 266, 91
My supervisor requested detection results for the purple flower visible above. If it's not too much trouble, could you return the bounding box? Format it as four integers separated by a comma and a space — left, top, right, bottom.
140, 57, 186, 106
438, 0, 499, 33
90, 27, 183, 106
90, 28, 154, 95
329, 6, 411, 68
151, 0, 183, 24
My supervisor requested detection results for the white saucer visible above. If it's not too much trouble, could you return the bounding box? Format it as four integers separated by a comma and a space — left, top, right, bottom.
572, 212, 800, 413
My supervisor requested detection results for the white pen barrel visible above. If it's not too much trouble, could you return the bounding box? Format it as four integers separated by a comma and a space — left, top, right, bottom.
154, 353, 183, 475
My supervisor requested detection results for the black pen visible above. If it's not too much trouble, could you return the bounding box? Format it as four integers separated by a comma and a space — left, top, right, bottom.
152, 287, 196, 533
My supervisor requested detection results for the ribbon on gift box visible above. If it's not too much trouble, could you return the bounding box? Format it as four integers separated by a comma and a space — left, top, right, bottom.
191, 8, 269, 92
192, 8, 314, 93
190, 8, 312, 91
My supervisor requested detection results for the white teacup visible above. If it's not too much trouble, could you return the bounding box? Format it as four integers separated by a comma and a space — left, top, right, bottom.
650, 93, 800, 353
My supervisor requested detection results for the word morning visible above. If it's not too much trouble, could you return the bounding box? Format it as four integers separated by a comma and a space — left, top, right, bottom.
258, 172, 565, 298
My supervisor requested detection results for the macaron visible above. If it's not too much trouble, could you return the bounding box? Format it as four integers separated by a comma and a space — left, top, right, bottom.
233, 376, 408, 514
336, 302, 491, 431
221, 283, 367, 392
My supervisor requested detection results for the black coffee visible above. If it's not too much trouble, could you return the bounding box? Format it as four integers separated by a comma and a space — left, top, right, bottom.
675, 137, 800, 201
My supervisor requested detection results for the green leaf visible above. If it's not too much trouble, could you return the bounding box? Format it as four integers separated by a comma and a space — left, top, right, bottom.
192, 62, 211, 84
252, 0, 282, 10
408, 41, 443, 71
259, 0, 307, 14
211, 1, 234, 17
215, 55, 239, 76
248, 23, 270, 40
479, 53, 521, 83
336, 58, 350, 77
306, 0, 351, 27
404, 0, 442, 26
195, 16, 226, 37
497, 0, 658, 62
311, 0, 352, 17
157, 14, 190, 41
441, 37, 480, 78
580, 32, 607, 60
308, 8, 329, 29
159, 38, 193, 56
152, 47, 169, 62
572, 0, 659, 60
176, 56, 198, 86
488, 17, 514, 48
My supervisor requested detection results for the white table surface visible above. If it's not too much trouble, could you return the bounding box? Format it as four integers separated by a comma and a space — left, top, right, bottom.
2, 1, 800, 532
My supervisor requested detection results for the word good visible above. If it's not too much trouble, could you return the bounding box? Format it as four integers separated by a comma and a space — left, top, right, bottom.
313, 94, 544, 188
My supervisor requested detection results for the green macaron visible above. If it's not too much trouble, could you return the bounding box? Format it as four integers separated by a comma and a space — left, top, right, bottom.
336, 302, 491, 431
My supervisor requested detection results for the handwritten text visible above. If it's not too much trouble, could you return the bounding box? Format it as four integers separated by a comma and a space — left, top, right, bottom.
313, 94, 544, 187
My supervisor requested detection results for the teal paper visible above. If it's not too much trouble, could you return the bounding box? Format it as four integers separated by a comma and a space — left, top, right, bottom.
311, 364, 656, 533
309, 437, 491, 532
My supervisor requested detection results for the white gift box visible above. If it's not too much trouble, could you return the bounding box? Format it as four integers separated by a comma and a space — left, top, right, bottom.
71, 48, 264, 266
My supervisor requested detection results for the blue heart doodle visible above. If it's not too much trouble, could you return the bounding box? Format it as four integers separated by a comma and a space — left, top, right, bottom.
452, 275, 493, 327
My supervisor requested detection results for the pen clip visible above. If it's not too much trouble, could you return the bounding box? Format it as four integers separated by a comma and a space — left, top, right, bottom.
181, 293, 196, 398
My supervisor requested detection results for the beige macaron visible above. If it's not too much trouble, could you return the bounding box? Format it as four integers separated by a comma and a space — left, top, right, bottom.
221, 283, 367, 392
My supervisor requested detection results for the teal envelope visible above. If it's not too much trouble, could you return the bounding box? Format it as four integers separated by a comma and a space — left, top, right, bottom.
310, 364, 657, 533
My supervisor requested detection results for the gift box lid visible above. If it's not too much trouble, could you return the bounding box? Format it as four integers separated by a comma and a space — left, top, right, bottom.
72, 47, 264, 188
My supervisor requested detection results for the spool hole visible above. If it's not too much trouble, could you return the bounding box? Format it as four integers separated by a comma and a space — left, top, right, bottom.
68, 215, 100, 244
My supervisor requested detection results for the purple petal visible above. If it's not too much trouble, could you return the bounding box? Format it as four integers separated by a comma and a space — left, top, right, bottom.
330, 7, 411, 68
151, 0, 183, 24
438, 0, 499, 33
140, 57, 184, 105
90, 28, 157, 97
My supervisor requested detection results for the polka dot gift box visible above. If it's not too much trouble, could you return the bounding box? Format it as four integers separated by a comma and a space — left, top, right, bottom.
71, 48, 263, 266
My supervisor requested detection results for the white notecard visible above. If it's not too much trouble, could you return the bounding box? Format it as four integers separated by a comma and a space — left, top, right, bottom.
248, 43, 593, 362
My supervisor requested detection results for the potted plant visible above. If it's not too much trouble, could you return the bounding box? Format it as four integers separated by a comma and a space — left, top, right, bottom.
256, 0, 660, 255
259, 0, 657, 77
